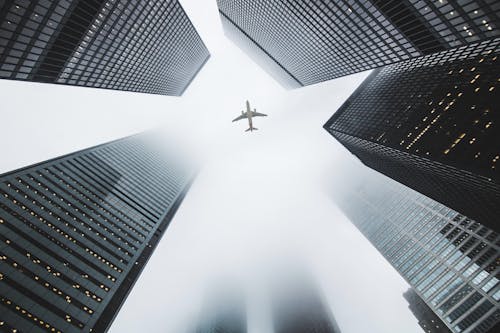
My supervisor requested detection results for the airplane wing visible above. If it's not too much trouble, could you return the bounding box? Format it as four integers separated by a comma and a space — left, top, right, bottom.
252, 111, 268, 117
232, 114, 246, 122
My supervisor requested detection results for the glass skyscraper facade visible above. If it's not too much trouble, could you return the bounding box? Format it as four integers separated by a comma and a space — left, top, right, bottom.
0, 0, 210, 95
404, 288, 452, 333
334, 169, 500, 333
218, 13, 301, 89
0, 135, 193, 333
216, 0, 499, 88
324, 37, 500, 233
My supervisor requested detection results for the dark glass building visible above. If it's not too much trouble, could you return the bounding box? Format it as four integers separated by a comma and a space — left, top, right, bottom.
404, 288, 452, 333
0, 134, 194, 333
333, 165, 500, 333
324, 37, 500, 233
216, 0, 499, 88
0, 0, 210, 95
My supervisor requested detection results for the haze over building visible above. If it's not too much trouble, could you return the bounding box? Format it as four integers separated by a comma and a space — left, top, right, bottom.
270, 268, 342, 333
325, 37, 500, 233
191, 285, 247, 333
1, 1, 499, 333
0, 134, 193, 333
0, 0, 209, 95
216, 0, 499, 88
332, 164, 500, 333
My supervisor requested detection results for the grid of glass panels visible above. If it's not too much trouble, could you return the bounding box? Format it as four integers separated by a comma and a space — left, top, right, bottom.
404, 288, 452, 332
407, 0, 499, 47
327, 38, 499, 179
0, 0, 72, 79
219, 13, 302, 89
324, 37, 500, 235
335, 172, 500, 333
217, 0, 499, 87
0, 135, 193, 333
0, 0, 210, 95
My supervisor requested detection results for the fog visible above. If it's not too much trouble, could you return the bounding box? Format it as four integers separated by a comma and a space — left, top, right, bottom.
0, 0, 424, 332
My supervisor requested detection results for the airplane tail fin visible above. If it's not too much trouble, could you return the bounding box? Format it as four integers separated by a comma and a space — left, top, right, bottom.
245, 127, 258, 132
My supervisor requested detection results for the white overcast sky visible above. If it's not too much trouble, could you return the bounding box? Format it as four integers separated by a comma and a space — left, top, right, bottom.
0, 1, 422, 332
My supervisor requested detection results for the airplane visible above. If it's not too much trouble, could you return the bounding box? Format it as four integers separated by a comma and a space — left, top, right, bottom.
232, 100, 267, 132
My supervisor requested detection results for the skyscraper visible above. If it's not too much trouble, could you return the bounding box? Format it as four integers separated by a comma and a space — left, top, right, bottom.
324, 37, 500, 233
333, 164, 500, 333
192, 286, 247, 333
270, 269, 342, 333
0, 0, 210, 95
0, 134, 194, 333
404, 288, 452, 333
216, 0, 499, 88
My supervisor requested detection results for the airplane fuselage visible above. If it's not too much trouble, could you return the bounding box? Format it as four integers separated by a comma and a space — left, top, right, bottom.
247, 115, 254, 131
232, 100, 267, 132
245, 100, 255, 131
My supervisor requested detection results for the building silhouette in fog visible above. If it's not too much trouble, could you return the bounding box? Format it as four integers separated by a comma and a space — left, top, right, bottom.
216, 0, 499, 88
404, 288, 452, 333
193, 287, 247, 333
270, 269, 341, 333
325, 38, 500, 233
0, 0, 209, 95
333, 166, 500, 333
193, 306, 247, 333
0, 134, 193, 333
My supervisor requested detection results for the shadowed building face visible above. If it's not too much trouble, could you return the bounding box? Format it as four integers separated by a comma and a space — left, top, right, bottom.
325, 38, 500, 233
216, 0, 500, 88
0, 134, 194, 333
0, 0, 210, 95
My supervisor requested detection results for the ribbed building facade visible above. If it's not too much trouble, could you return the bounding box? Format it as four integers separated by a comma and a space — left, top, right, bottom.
216, 0, 500, 88
218, 13, 301, 89
325, 37, 500, 233
404, 288, 452, 333
334, 170, 500, 333
0, 135, 193, 333
0, 0, 210, 95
